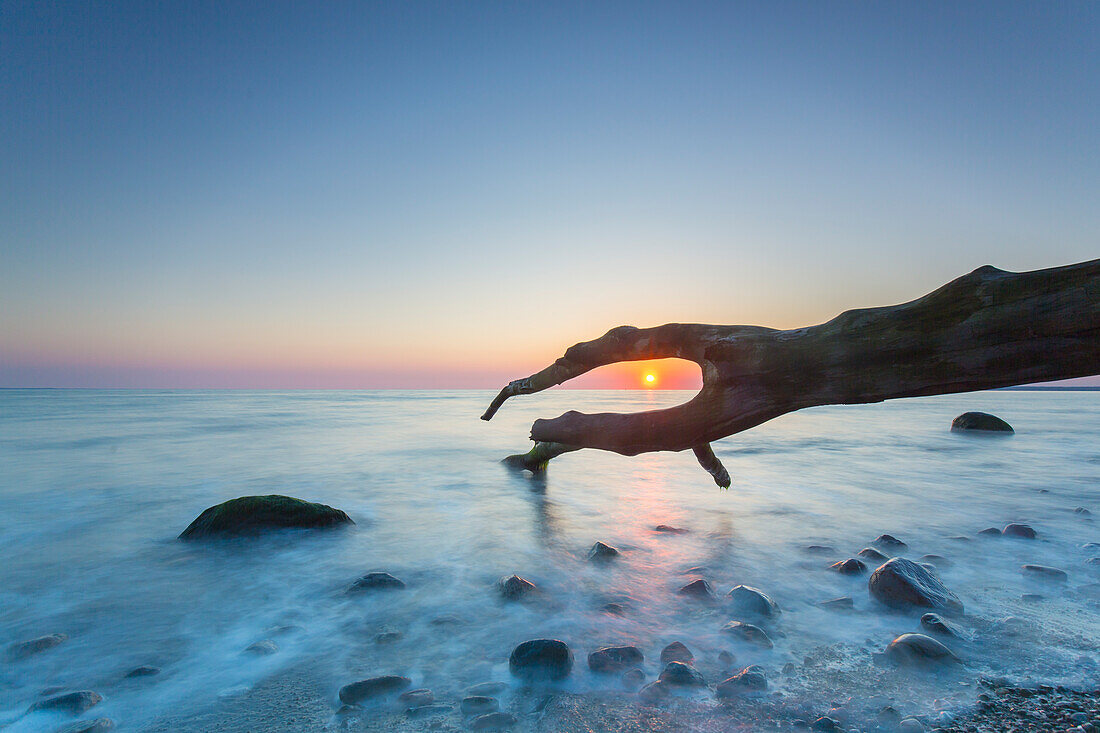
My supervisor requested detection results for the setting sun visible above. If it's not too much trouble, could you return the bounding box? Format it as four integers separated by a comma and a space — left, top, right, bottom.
644, 373, 656, 385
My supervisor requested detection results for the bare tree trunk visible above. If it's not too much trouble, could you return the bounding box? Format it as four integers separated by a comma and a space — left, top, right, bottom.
482, 260, 1100, 485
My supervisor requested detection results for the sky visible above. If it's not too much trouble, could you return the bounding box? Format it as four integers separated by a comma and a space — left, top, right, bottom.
1, 1, 1098, 388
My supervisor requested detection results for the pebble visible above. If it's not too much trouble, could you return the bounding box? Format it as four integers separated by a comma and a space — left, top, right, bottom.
716, 666, 767, 696
124, 665, 161, 678
508, 639, 573, 680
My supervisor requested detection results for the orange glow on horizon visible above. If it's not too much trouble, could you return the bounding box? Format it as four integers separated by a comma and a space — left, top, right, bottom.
644, 373, 656, 386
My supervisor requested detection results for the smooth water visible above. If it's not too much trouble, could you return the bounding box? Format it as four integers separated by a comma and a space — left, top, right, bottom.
1, 389, 1098, 731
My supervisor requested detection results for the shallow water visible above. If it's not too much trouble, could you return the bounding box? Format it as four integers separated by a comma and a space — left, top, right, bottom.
1, 389, 1098, 731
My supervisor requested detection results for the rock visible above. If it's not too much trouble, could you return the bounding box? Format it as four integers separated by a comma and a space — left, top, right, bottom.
716, 667, 767, 697
346, 571, 406, 593
587, 645, 643, 673
660, 641, 693, 665
951, 412, 1013, 433
718, 650, 737, 668
638, 680, 669, 703
375, 630, 402, 644
243, 640, 277, 655
877, 706, 903, 727
9, 633, 68, 659
1074, 507, 1092, 516
338, 676, 411, 704
658, 661, 706, 686
470, 712, 517, 730
461, 696, 499, 715
1021, 564, 1068, 582
811, 717, 842, 732
918, 554, 952, 568
29, 691, 102, 715
178, 495, 352, 539
600, 602, 626, 616
1002, 523, 1037, 539
868, 557, 964, 613
899, 718, 925, 732
948, 535, 971, 541
721, 621, 774, 648
678, 579, 715, 599
728, 585, 780, 617
858, 547, 890, 562
55, 721, 114, 733
804, 545, 837, 554
1022, 592, 1045, 602
399, 688, 434, 706
467, 682, 507, 697
883, 633, 960, 666
587, 541, 619, 561
830, 558, 867, 575
430, 614, 463, 626
124, 665, 160, 678
509, 639, 573, 680
499, 574, 536, 600
621, 668, 645, 690
1086, 557, 1100, 569
872, 534, 908, 550
978, 527, 1003, 536
654, 525, 688, 533
818, 596, 854, 610
921, 612, 963, 638
405, 703, 452, 718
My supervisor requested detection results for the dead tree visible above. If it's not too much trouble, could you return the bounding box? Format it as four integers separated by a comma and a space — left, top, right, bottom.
481, 259, 1100, 486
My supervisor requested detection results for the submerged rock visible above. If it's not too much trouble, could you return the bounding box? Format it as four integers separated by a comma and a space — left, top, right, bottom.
405, 703, 452, 718
471, 712, 517, 729
461, 696, 499, 715
678, 579, 715, 599
660, 641, 693, 665
467, 682, 507, 697
716, 667, 767, 696
587, 645, 643, 673
803, 545, 837, 555
124, 665, 160, 678
658, 661, 706, 686
509, 639, 573, 680
339, 675, 411, 704
587, 542, 619, 561
918, 554, 952, 568
9, 633, 67, 660
883, 633, 960, 666
830, 558, 867, 575
28, 691, 102, 715
1021, 564, 1068, 582
638, 680, 670, 703
818, 596, 854, 611
600, 602, 626, 616
728, 585, 780, 617
872, 534, 908, 551
951, 412, 1014, 433
399, 689, 434, 707
1002, 523, 1037, 539
55, 720, 114, 733
868, 557, 964, 613
621, 668, 645, 690
920, 612, 963, 637
1073, 507, 1092, 516
978, 527, 1003, 536
812, 717, 843, 731
718, 650, 737, 668
858, 547, 890, 562
346, 571, 406, 593
243, 640, 277, 655
721, 621, 774, 648
654, 525, 689, 533
499, 574, 536, 600
178, 495, 352, 539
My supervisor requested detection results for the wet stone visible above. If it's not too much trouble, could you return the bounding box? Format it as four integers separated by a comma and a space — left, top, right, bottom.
588, 645, 644, 673
406, 704, 452, 718
728, 585, 780, 617
921, 612, 963, 637
124, 665, 160, 678
654, 525, 689, 533
29, 691, 102, 715
509, 639, 573, 680
716, 667, 767, 697
55, 720, 114, 733
718, 650, 737, 668
1003, 523, 1037, 539
978, 527, 1003, 536
346, 572, 406, 593
812, 716, 842, 731
587, 541, 619, 561
638, 680, 669, 703
918, 554, 952, 568
660, 641, 693, 665
621, 668, 645, 690
804, 545, 837, 555
599, 602, 626, 616
872, 534, 908, 550
1022, 564, 1068, 582
399, 689, 434, 707
467, 682, 507, 697
1074, 507, 1092, 516
470, 712, 517, 730
830, 558, 867, 575
243, 640, 277, 655
178, 495, 353, 539
678, 579, 715, 599
721, 621, 774, 648
499, 574, 536, 600
951, 411, 1013, 433
883, 633, 960, 666
818, 596, 854, 611
461, 696, 499, 715
868, 557, 964, 613
858, 547, 890, 562
338, 675, 412, 704
658, 661, 706, 687
8, 633, 68, 660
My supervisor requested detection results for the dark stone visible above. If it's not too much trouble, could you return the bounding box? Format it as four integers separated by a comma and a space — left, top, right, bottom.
9, 633, 67, 660
587, 541, 619, 561
1003, 523, 1037, 539
872, 534, 908, 550
55, 721, 114, 733
951, 412, 1014, 433
1085, 557, 1100, 569
638, 680, 669, 703
499, 574, 536, 600
346, 571, 406, 593
920, 612, 963, 637
658, 661, 706, 686
728, 585, 780, 617
375, 630, 402, 644
830, 558, 867, 575
1021, 564, 1067, 582
812, 717, 842, 731
884, 633, 960, 666
868, 557, 964, 613
124, 665, 160, 678
718, 650, 737, 668
587, 645, 643, 673
467, 682, 507, 697
621, 667, 645, 690
461, 696, 499, 715
659, 641, 693, 665
818, 596, 854, 610
858, 547, 890, 562
804, 545, 837, 554
721, 621, 773, 648
654, 525, 688, 533
716, 667, 767, 697
338, 676, 411, 704
509, 639, 573, 680
600, 602, 626, 616
243, 640, 277, 655
678, 579, 714, 599
1074, 507, 1092, 516
399, 689, 434, 707
918, 554, 952, 568
178, 495, 352, 539
29, 691, 102, 715
978, 527, 1003, 536
470, 712, 518, 729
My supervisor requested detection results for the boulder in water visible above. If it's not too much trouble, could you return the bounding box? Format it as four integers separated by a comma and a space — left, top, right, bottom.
1002, 523, 1037, 539
830, 558, 867, 575
499, 574, 536, 600
621, 667, 645, 690
339, 675, 411, 704
658, 661, 706, 686
858, 547, 890, 562
978, 527, 1003, 536
346, 571, 406, 594
883, 633, 960, 666
716, 667, 767, 697
951, 412, 1013, 433
721, 621, 774, 648
917, 554, 952, 569
509, 639, 573, 680
587, 541, 619, 561
8, 633, 67, 660
638, 680, 670, 703
28, 690, 102, 714
872, 534, 908, 550
678, 578, 715, 599
660, 641, 693, 665
920, 612, 963, 638
124, 665, 160, 678
179, 495, 352, 539
399, 689, 434, 707
728, 585, 780, 617
587, 645, 643, 673
654, 525, 689, 533
868, 557, 963, 613
1021, 564, 1067, 582
243, 640, 277, 655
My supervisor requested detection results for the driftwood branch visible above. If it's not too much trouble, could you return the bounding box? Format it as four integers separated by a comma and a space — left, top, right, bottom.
483, 260, 1100, 486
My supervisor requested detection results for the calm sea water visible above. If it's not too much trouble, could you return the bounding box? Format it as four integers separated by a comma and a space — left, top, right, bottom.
1, 389, 1098, 731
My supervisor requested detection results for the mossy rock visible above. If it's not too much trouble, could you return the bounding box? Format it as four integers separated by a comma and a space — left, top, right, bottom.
179, 495, 353, 539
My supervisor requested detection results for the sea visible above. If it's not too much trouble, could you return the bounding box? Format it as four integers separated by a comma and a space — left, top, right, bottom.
1, 389, 1097, 731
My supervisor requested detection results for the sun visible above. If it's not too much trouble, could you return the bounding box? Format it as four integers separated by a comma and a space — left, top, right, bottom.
644, 373, 656, 386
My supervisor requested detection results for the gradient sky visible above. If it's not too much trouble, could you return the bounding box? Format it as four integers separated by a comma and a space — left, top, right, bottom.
2, 2, 1098, 388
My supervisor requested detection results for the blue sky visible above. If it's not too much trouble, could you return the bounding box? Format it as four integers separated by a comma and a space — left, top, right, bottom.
2, 1, 1097, 387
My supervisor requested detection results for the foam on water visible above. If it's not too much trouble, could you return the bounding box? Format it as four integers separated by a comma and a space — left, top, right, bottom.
0, 389, 1097, 730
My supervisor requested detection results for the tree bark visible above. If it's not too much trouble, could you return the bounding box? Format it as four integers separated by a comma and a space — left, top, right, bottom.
482, 259, 1100, 485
